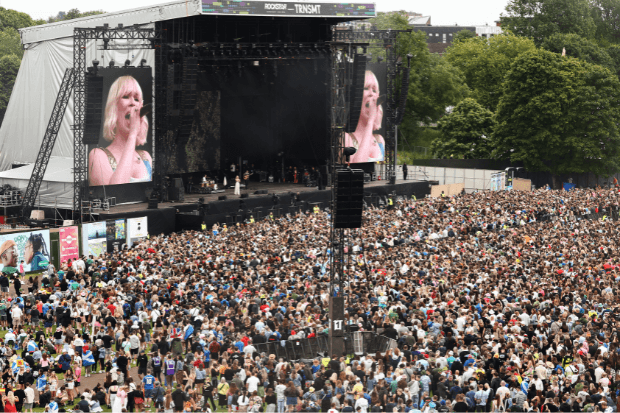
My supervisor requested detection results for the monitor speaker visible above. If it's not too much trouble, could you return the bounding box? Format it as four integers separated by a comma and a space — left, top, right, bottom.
84, 74, 104, 144
148, 197, 159, 209
218, 195, 227, 201
345, 54, 368, 133
334, 169, 364, 229
240, 193, 249, 198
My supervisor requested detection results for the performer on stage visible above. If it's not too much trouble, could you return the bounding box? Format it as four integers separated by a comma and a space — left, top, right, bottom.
234, 176, 241, 195
243, 170, 250, 191
88, 75, 152, 186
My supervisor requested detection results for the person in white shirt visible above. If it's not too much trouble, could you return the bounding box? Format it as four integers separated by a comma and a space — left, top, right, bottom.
246, 372, 261, 394
24, 385, 35, 413
11, 305, 22, 327
355, 396, 369, 413
243, 342, 256, 357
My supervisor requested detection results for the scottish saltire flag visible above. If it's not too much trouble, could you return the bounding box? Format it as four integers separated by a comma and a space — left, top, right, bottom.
82, 350, 96, 367
521, 378, 529, 395
36, 375, 47, 391
49, 401, 59, 413
11, 358, 24, 374
27, 340, 38, 352
184, 325, 194, 340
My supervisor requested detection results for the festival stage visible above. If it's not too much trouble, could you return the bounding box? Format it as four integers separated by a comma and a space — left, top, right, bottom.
93, 179, 435, 235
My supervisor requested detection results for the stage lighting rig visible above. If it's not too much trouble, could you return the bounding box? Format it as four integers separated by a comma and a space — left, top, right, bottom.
108, 59, 116, 68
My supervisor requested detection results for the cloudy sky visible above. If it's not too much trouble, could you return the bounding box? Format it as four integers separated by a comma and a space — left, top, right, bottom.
1, 0, 510, 25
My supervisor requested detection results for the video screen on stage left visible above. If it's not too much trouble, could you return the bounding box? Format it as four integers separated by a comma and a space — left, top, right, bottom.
87, 68, 153, 186
345, 63, 387, 163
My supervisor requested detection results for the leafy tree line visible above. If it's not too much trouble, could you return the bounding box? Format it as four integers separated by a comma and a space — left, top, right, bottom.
0, 8, 104, 126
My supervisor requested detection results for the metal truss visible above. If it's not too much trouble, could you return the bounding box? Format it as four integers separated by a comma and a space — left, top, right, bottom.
21, 68, 75, 220
72, 25, 156, 217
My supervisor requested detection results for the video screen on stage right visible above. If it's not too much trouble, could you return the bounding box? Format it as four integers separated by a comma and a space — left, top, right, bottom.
345, 62, 387, 164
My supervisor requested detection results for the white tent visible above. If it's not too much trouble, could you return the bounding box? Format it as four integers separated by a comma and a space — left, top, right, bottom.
0, 0, 202, 206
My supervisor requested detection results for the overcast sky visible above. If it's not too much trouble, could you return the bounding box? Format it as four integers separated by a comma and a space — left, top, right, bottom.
0, 0, 510, 26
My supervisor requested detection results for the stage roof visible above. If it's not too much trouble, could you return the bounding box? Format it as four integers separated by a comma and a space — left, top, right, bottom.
19, 0, 375, 45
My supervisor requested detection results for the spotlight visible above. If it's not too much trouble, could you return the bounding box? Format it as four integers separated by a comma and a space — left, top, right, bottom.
108, 60, 115, 68
343, 146, 357, 163
406, 53, 413, 67
124, 59, 131, 67
139, 58, 149, 68
377, 56, 384, 63
92, 59, 99, 68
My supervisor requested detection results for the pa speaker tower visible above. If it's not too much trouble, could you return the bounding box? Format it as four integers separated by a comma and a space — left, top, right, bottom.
84, 74, 104, 144
345, 54, 367, 133
334, 169, 364, 229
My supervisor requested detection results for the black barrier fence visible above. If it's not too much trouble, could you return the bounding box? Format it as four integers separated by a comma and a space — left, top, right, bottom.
251, 332, 397, 361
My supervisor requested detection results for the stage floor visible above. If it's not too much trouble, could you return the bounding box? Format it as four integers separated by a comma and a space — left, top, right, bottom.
96, 179, 424, 216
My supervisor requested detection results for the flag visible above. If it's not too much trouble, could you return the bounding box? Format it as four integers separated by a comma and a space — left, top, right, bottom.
11, 358, 24, 374
36, 375, 47, 391
184, 325, 194, 341
82, 350, 96, 367
27, 340, 38, 352
520, 378, 529, 395
48, 401, 59, 413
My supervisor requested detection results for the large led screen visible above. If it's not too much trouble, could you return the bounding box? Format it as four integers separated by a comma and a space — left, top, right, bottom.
345, 63, 387, 163
88, 68, 153, 186
0, 230, 51, 273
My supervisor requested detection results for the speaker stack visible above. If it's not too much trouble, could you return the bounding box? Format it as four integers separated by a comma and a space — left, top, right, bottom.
345, 54, 368, 133
84, 74, 104, 144
334, 169, 364, 229
168, 178, 185, 202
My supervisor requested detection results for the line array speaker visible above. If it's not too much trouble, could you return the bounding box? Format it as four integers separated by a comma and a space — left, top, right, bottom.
334, 169, 364, 228
179, 57, 198, 138
345, 54, 367, 133
84, 75, 104, 144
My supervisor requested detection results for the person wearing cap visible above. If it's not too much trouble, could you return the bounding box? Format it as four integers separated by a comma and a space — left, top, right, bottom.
0, 240, 17, 273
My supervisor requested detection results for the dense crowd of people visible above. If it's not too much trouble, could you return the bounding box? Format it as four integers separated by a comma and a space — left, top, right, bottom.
0, 187, 619, 413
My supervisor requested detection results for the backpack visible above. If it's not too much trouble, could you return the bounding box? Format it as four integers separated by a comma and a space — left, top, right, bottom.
153, 356, 162, 368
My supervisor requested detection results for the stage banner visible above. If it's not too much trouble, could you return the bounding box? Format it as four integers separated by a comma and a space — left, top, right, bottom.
59, 226, 79, 265
127, 216, 148, 247
82, 222, 107, 258
346, 62, 387, 163
87, 68, 153, 187
0, 230, 51, 273
106, 219, 126, 253
202, 1, 375, 17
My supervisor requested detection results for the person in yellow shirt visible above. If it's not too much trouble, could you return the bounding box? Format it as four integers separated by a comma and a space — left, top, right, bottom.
352, 377, 364, 396
217, 378, 229, 407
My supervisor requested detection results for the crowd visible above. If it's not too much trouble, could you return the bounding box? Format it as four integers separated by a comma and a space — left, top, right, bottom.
0, 187, 619, 413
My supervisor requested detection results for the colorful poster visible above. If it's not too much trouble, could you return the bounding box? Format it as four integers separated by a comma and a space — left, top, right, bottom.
0, 230, 51, 273
106, 219, 126, 253
127, 216, 148, 247
59, 226, 79, 265
82, 222, 107, 258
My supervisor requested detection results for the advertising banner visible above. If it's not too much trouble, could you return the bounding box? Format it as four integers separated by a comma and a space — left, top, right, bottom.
106, 219, 126, 253
59, 226, 79, 265
0, 230, 51, 273
202, 1, 376, 17
82, 222, 107, 258
127, 216, 148, 247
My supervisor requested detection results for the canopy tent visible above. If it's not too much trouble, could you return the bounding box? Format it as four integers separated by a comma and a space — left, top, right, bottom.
0, 156, 73, 208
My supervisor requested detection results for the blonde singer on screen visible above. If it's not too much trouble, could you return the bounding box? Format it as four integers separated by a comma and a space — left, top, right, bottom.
88, 76, 152, 186
344, 70, 385, 163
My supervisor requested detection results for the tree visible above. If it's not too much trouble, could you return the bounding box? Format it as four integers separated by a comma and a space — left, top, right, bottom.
541, 33, 615, 71
453, 29, 476, 43
0, 53, 20, 123
445, 33, 536, 112
591, 0, 620, 45
431, 98, 494, 159
494, 49, 620, 181
500, 0, 596, 45
0, 28, 23, 59
0, 7, 44, 30
47, 8, 105, 23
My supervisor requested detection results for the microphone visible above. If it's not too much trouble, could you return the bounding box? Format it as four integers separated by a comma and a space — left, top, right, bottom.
140, 103, 152, 118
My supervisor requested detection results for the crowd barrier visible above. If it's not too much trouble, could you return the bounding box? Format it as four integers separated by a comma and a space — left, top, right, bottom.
251, 332, 397, 361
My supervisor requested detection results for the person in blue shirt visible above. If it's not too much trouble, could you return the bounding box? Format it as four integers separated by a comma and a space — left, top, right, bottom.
143, 373, 156, 405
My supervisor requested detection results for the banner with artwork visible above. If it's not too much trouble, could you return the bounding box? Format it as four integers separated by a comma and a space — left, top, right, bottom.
81, 222, 107, 258
127, 216, 148, 247
0, 230, 51, 273
106, 219, 126, 253
59, 226, 79, 265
